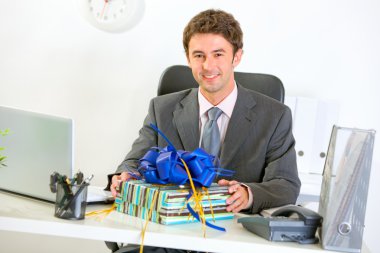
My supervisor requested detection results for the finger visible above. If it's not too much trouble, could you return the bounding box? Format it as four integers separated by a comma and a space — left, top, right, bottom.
226, 194, 243, 212
226, 192, 248, 213
110, 179, 119, 196
112, 174, 121, 184
226, 190, 241, 205
226, 186, 249, 212
111, 188, 117, 197
110, 182, 119, 197
234, 196, 249, 212
228, 183, 241, 194
228, 180, 239, 186
218, 179, 229, 186
111, 175, 123, 197
226, 199, 240, 212
228, 199, 246, 213
120, 172, 131, 181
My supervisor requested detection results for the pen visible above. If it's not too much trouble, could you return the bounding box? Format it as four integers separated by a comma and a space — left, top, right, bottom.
61, 175, 73, 196
71, 171, 83, 185
49, 172, 59, 193
57, 174, 94, 217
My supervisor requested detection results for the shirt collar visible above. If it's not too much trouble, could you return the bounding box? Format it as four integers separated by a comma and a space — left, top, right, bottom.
198, 82, 238, 118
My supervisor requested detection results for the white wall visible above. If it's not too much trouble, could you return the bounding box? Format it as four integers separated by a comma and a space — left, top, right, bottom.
0, 0, 379, 252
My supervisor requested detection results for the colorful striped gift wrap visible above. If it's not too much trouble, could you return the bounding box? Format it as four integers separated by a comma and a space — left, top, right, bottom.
115, 180, 234, 225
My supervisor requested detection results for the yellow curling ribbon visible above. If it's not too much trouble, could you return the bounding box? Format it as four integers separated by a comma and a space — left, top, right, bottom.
204, 187, 216, 223
140, 190, 159, 253
86, 203, 116, 221
180, 158, 208, 238
86, 177, 124, 221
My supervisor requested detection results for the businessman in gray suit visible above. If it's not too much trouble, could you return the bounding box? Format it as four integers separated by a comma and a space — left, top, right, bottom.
110, 8, 300, 233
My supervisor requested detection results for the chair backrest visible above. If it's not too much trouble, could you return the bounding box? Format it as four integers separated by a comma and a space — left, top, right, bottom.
157, 65, 285, 103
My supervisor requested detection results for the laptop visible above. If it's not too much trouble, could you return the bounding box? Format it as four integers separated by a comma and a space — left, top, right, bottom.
0, 106, 114, 204
0, 106, 74, 202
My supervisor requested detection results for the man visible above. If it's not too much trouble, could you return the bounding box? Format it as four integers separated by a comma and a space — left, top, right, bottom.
108, 9, 300, 252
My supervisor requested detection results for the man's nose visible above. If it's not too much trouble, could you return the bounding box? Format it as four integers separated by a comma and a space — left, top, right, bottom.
202, 56, 214, 70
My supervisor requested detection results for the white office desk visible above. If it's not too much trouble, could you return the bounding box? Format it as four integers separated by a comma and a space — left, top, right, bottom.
0, 191, 341, 253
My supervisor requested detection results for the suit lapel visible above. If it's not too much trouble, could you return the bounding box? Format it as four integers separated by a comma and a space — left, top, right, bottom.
220, 85, 257, 166
173, 89, 200, 151
171, 86, 257, 161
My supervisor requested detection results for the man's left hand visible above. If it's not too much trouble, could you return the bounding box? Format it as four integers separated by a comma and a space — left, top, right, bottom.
218, 179, 249, 213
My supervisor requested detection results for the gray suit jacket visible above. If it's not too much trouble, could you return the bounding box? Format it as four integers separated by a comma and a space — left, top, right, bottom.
116, 85, 301, 214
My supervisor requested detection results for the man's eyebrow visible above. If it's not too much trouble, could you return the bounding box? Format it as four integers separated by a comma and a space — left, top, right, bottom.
191, 50, 204, 55
191, 49, 226, 55
213, 49, 226, 53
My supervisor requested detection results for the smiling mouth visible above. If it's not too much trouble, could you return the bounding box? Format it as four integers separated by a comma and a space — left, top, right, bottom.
202, 74, 219, 80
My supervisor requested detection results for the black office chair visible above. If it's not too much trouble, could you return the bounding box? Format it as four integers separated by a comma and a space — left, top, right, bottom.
157, 65, 285, 103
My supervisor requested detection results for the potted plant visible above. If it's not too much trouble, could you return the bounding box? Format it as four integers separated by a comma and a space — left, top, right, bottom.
0, 128, 10, 167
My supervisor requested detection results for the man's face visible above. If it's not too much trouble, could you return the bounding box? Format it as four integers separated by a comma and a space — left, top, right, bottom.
187, 33, 242, 102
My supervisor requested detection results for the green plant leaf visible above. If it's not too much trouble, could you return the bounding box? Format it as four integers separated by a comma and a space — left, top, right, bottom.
0, 128, 10, 136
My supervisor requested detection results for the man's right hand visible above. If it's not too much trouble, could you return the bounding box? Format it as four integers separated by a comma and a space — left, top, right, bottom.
110, 171, 137, 197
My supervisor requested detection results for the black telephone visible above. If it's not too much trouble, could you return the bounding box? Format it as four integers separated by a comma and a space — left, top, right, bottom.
237, 205, 322, 244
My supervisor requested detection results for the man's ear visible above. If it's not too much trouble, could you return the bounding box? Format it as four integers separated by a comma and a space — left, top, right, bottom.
232, 49, 243, 68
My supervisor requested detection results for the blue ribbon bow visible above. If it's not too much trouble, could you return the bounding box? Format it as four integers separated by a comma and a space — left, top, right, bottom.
138, 124, 234, 187
137, 124, 235, 231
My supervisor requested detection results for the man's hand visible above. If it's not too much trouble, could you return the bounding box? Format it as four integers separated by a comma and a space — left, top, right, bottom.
110, 171, 137, 197
218, 179, 249, 213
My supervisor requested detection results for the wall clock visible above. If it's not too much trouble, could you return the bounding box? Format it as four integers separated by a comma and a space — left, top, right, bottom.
77, 0, 144, 33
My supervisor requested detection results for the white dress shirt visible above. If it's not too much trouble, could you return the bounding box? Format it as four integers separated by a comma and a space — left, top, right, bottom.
198, 84, 237, 146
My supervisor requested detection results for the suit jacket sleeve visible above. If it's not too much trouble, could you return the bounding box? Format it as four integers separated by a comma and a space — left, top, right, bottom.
245, 107, 300, 214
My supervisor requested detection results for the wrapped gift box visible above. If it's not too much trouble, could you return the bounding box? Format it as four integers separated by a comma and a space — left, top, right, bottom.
115, 180, 234, 225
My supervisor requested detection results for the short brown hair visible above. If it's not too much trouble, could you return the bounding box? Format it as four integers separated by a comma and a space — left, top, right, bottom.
183, 9, 243, 56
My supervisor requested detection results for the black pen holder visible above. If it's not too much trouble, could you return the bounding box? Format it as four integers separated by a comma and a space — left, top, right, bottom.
54, 182, 89, 220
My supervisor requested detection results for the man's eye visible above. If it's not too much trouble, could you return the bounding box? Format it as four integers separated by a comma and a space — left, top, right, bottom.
215, 53, 223, 57
194, 54, 204, 58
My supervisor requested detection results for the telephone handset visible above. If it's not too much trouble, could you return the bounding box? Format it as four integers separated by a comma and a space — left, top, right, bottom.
238, 205, 322, 244
271, 205, 322, 227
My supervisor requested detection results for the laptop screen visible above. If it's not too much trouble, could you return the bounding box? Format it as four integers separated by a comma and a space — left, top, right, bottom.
0, 106, 73, 202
